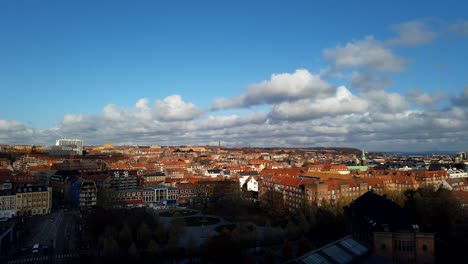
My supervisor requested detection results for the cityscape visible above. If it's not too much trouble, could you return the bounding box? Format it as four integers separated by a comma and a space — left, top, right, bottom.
1, 1, 468, 264
0, 142, 466, 263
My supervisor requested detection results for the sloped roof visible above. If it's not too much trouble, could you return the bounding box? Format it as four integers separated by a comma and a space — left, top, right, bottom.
344, 191, 417, 232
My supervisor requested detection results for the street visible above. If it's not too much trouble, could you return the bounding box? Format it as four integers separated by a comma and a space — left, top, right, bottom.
7, 208, 80, 263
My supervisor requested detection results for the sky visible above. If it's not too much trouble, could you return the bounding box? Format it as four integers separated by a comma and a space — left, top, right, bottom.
1, 0, 468, 151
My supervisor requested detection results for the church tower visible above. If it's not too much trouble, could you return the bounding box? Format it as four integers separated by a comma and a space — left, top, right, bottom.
361, 149, 367, 166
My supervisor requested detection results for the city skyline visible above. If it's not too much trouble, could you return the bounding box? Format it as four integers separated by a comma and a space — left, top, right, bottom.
1, 1, 468, 151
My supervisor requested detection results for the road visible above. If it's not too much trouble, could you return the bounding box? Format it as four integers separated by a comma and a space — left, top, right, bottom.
8, 208, 80, 263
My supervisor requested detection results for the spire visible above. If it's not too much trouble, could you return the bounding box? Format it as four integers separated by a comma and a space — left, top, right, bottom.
361, 149, 367, 166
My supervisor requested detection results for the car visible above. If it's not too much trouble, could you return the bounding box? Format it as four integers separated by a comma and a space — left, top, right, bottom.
41, 245, 49, 255
0, 217, 8, 222
49, 218, 55, 222
32, 243, 41, 254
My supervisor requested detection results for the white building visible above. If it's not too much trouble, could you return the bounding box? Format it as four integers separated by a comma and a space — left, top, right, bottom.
447, 169, 468, 178
56, 139, 83, 155
246, 177, 259, 192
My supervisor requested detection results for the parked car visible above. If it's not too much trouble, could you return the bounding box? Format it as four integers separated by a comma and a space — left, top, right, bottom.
32, 243, 41, 254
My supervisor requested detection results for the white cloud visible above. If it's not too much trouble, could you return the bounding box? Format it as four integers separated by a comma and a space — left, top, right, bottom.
407, 88, 445, 106
452, 86, 468, 107
364, 90, 408, 113
350, 71, 392, 91
103, 104, 125, 121
448, 20, 468, 37
269, 86, 368, 121
387, 21, 435, 46
212, 69, 332, 109
153, 95, 204, 121
324, 36, 405, 72
62, 114, 84, 125
134, 98, 152, 121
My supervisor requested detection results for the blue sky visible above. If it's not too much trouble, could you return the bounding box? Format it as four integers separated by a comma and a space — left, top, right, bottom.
1, 1, 468, 151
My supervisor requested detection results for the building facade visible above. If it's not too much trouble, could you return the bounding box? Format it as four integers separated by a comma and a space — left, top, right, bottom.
56, 138, 84, 155
79, 181, 97, 208
15, 185, 52, 216
0, 189, 16, 219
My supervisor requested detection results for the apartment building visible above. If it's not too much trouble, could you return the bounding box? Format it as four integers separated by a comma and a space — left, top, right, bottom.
0, 189, 16, 218
15, 185, 52, 216
79, 181, 97, 208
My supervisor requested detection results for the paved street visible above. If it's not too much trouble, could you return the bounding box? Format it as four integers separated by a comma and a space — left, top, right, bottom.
7, 208, 80, 263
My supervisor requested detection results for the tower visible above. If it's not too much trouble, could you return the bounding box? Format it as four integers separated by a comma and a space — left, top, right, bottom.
361, 149, 367, 166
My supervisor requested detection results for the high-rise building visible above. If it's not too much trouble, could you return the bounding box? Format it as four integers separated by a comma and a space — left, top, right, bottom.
56, 139, 83, 155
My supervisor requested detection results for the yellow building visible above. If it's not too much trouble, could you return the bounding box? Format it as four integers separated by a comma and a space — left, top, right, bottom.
15, 185, 52, 216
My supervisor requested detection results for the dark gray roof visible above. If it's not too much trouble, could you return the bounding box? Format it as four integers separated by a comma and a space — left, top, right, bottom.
344, 191, 416, 232
239, 171, 259, 176
294, 236, 369, 264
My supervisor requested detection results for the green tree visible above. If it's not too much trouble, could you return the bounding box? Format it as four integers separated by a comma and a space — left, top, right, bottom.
147, 239, 160, 257
136, 222, 151, 248
383, 189, 407, 207
118, 224, 133, 250
128, 242, 139, 257
97, 188, 115, 209
103, 237, 119, 257
262, 189, 288, 222
297, 211, 310, 234
297, 236, 312, 255
187, 233, 197, 253
264, 248, 275, 264
169, 216, 186, 241
286, 220, 299, 240
154, 223, 168, 244
282, 240, 293, 261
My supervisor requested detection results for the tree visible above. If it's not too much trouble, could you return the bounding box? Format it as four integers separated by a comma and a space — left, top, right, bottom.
297, 211, 310, 234
264, 248, 276, 264
128, 242, 139, 258
382, 189, 407, 207
169, 216, 186, 241
281, 240, 293, 261
97, 188, 115, 209
118, 224, 133, 250
136, 222, 151, 248
286, 220, 299, 240
187, 234, 197, 263
187, 233, 197, 253
147, 239, 160, 257
297, 236, 312, 255
404, 187, 465, 261
154, 223, 168, 244
103, 237, 119, 257
262, 189, 288, 222
202, 232, 243, 264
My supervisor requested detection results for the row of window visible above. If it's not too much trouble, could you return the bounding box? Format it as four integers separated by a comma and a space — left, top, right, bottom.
393, 240, 416, 252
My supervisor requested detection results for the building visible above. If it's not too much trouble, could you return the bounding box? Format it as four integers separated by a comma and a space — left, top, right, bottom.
344, 191, 434, 264
289, 236, 369, 264
143, 172, 166, 185
79, 181, 97, 209
105, 170, 143, 191
56, 139, 84, 155
15, 185, 52, 216
50, 170, 82, 207
0, 189, 16, 219
112, 184, 173, 207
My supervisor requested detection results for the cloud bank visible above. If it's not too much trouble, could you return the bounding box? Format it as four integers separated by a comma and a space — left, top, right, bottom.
1, 20, 467, 151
